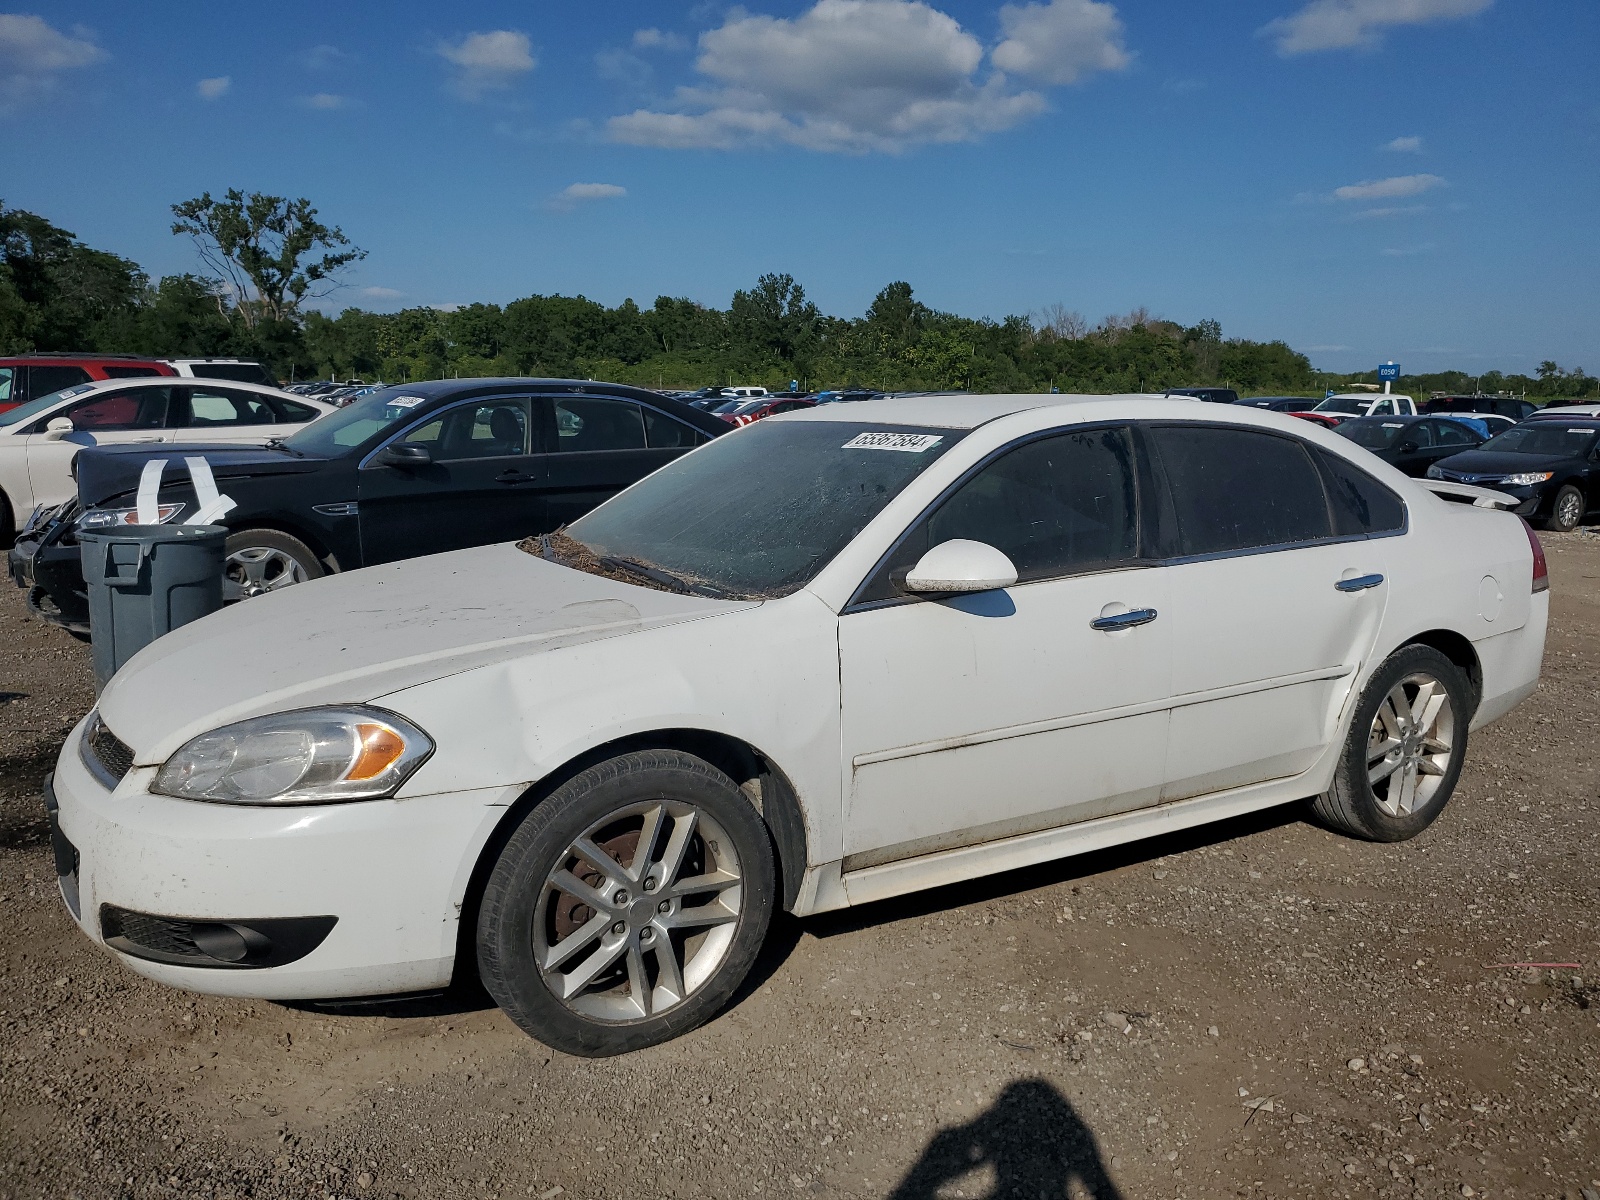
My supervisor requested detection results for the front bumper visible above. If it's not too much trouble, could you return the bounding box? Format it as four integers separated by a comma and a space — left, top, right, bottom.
49, 718, 520, 1000
9, 506, 90, 632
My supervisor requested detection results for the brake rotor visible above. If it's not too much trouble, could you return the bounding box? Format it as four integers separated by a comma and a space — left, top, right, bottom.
551, 829, 639, 941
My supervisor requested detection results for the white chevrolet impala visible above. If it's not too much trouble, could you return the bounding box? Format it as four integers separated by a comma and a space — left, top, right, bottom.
48, 395, 1547, 1055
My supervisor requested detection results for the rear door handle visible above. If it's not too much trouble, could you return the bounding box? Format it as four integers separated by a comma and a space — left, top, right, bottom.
495, 470, 538, 484
1336, 574, 1385, 592
1090, 607, 1158, 631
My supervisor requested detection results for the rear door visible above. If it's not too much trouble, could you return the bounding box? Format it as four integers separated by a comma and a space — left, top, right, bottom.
1146, 424, 1403, 800
167, 385, 285, 444
358, 396, 544, 564
536, 395, 697, 528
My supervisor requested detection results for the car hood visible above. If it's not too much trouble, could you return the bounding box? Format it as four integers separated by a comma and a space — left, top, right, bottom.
97, 543, 757, 763
76, 443, 331, 508
1433, 450, 1576, 476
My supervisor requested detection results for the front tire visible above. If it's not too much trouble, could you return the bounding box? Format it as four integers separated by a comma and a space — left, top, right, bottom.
222, 529, 323, 602
1544, 484, 1584, 533
476, 750, 776, 1056
1310, 644, 1471, 842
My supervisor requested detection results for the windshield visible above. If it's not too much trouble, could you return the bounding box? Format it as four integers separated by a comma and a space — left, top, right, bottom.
1479, 425, 1600, 457
564, 421, 963, 598
281, 386, 430, 456
0, 384, 95, 428
1315, 396, 1369, 414
1337, 421, 1406, 450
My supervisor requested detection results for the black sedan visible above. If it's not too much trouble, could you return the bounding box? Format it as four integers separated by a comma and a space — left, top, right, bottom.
1428, 417, 1600, 532
1334, 414, 1486, 477
1233, 396, 1319, 412
10, 379, 726, 633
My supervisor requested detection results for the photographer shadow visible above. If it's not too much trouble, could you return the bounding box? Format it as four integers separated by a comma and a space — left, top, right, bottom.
888, 1078, 1123, 1200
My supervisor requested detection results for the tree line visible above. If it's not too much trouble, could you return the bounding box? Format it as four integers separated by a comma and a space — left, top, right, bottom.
2, 196, 1594, 401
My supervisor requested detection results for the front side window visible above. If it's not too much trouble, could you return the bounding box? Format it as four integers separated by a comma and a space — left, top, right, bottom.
0, 367, 12, 404
925, 428, 1139, 582
1338, 422, 1405, 450
1148, 425, 1331, 556
1433, 420, 1479, 446
555, 397, 646, 452
61, 387, 171, 431
401, 399, 529, 460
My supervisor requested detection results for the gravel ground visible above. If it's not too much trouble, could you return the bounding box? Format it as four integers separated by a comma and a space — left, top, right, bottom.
2, 534, 1598, 1200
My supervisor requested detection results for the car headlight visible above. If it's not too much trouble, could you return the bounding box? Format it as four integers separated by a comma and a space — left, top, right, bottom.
76, 503, 183, 531
1425, 466, 1444, 479
151, 706, 433, 805
1501, 472, 1553, 486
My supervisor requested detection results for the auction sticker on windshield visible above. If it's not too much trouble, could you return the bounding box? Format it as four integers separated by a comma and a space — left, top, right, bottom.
842, 432, 943, 453
386, 396, 427, 409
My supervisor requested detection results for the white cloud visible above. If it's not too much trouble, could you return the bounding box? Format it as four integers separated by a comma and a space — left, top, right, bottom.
633, 28, 688, 51
992, 0, 1130, 85
1381, 242, 1436, 257
438, 30, 535, 99
1333, 173, 1445, 200
302, 93, 349, 110
196, 76, 231, 100
549, 182, 627, 211
596, 48, 652, 88
360, 286, 406, 300
300, 44, 348, 71
1262, 0, 1492, 55
1382, 134, 1423, 153
608, 0, 1072, 154
1347, 204, 1430, 219
0, 13, 106, 113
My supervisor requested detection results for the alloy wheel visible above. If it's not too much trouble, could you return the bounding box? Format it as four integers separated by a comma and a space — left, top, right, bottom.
1366, 672, 1455, 817
223, 546, 310, 601
1559, 490, 1583, 528
533, 800, 744, 1022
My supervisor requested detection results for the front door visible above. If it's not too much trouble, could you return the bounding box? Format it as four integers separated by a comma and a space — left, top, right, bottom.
23, 386, 176, 509
839, 425, 1172, 869
1144, 424, 1399, 800
357, 396, 546, 565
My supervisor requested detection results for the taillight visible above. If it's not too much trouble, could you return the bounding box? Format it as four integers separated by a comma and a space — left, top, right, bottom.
1522, 518, 1549, 594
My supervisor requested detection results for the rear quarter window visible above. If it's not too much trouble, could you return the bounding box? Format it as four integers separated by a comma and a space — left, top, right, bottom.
1316, 448, 1406, 536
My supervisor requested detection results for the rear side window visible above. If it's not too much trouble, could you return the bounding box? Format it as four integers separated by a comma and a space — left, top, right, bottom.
1317, 449, 1406, 537
29, 365, 91, 396
643, 408, 706, 449
177, 387, 277, 427
927, 427, 1140, 582
276, 399, 320, 422
0, 368, 12, 404
186, 362, 274, 385
555, 397, 647, 452
1148, 425, 1331, 556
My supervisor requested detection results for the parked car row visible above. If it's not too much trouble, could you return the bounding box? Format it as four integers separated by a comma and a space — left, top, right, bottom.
0, 354, 278, 411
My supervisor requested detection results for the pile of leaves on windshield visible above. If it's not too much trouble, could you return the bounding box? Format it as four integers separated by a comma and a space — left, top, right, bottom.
519, 531, 743, 599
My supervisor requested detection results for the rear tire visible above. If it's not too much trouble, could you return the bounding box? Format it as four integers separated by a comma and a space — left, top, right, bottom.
476, 750, 776, 1056
1543, 484, 1584, 533
222, 529, 323, 602
1310, 644, 1471, 842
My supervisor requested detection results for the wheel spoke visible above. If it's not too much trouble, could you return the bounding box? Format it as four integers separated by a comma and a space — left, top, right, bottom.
668, 868, 740, 899
631, 803, 666, 879
557, 934, 628, 1000
625, 943, 651, 1017
665, 904, 738, 931
571, 837, 631, 887
1384, 686, 1413, 734
1396, 759, 1420, 814
656, 808, 700, 888
1410, 681, 1446, 731
651, 934, 686, 1003
548, 868, 615, 915
1367, 736, 1402, 764
1369, 754, 1403, 785
1417, 756, 1448, 777
540, 911, 611, 972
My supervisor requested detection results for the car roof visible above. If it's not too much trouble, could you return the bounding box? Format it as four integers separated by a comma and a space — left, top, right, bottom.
28, 376, 332, 407
765, 392, 1288, 431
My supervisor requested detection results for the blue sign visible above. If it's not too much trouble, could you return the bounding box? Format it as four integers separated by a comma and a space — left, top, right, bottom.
1378, 362, 1400, 381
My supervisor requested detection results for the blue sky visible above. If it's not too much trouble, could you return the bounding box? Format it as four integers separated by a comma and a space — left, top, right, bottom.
3, 1, 1596, 376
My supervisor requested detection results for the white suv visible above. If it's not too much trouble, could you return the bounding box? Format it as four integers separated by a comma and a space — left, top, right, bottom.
51, 395, 1547, 1055
163, 359, 276, 387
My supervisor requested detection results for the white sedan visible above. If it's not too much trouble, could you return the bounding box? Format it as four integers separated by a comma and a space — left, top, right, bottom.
0, 377, 331, 537
48, 395, 1547, 1055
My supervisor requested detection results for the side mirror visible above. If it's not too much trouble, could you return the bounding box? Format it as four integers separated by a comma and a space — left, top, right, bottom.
1398, 441, 1419, 454
43, 417, 74, 441
903, 539, 1018, 594
375, 443, 431, 468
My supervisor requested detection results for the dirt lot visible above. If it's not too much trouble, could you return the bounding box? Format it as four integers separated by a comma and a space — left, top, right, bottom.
2, 536, 1598, 1200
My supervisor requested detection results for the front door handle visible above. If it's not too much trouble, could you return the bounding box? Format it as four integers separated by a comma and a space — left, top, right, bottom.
1336, 573, 1385, 593
1091, 607, 1158, 631
495, 470, 538, 484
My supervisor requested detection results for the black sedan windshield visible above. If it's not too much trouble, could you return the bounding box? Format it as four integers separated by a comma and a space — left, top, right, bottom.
1338, 421, 1408, 450
282, 386, 429, 457
1479, 425, 1600, 457
566, 420, 962, 598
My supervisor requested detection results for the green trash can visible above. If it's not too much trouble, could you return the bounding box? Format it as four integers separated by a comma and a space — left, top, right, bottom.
80, 524, 228, 692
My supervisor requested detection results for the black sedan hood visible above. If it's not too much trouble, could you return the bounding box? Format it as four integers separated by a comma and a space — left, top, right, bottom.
76, 443, 332, 508
1433, 450, 1577, 477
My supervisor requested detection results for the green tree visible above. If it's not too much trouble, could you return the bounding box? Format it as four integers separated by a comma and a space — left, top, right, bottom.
170, 190, 365, 329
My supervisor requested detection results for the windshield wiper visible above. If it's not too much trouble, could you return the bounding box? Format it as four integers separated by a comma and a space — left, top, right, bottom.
265, 438, 303, 457
599, 555, 735, 599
